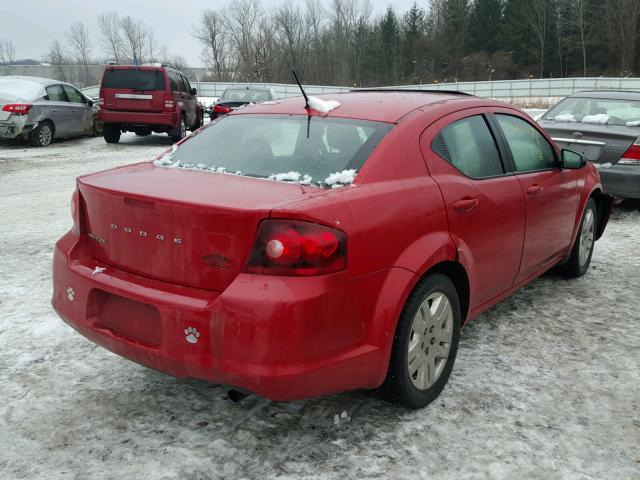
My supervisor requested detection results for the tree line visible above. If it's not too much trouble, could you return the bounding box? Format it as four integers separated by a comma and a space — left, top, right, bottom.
1, 0, 639, 87
193, 0, 640, 86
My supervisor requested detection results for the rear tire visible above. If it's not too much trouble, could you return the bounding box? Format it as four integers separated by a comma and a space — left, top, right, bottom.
103, 123, 121, 144
379, 273, 461, 409
170, 116, 186, 143
561, 198, 597, 278
30, 121, 54, 147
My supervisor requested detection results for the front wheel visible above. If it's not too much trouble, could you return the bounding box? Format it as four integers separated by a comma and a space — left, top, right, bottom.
561, 198, 597, 278
379, 273, 461, 409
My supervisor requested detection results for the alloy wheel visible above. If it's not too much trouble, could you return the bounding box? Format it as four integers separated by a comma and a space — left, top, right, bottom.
579, 208, 595, 268
407, 292, 454, 390
39, 124, 52, 146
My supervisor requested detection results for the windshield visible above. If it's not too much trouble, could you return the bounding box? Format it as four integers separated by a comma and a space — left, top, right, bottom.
543, 96, 640, 127
220, 89, 272, 103
102, 69, 166, 91
155, 114, 392, 187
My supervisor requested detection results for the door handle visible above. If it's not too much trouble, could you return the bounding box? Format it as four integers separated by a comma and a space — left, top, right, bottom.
526, 184, 543, 195
453, 198, 479, 212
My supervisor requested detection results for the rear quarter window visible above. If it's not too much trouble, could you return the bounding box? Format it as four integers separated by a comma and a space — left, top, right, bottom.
102, 69, 166, 91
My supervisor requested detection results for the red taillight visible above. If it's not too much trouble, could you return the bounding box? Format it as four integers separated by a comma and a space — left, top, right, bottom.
620, 142, 640, 164
2, 103, 32, 116
98, 97, 104, 106
164, 94, 174, 111
213, 105, 232, 114
71, 189, 80, 234
244, 220, 347, 276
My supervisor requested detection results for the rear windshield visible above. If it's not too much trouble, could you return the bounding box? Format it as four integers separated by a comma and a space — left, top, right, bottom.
156, 114, 392, 187
102, 69, 166, 91
543, 97, 640, 126
221, 89, 272, 103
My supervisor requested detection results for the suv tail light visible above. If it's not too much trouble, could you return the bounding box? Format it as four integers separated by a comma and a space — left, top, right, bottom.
98, 97, 104, 106
619, 141, 640, 165
2, 103, 32, 116
213, 105, 232, 114
164, 94, 174, 111
244, 220, 347, 276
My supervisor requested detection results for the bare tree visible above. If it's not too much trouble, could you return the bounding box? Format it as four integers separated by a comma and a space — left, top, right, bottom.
305, 0, 325, 83
0, 39, 16, 74
193, 9, 230, 80
45, 40, 69, 82
606, 0, 640, 75
273, 1, 312, 78
98, 11, 122, 63
572, 0, 588, 76
120, 16, 149, 65
66, 22, 92, 85
224, 0, 262, 80
524, 0, 548, 78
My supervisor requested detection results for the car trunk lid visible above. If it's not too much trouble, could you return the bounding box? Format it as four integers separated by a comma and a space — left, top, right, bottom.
101, 68, 166, 113
78, 162, 318, 291
540, 120, 640, 165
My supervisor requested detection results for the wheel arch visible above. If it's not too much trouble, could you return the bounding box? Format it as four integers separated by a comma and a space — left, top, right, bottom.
589, 188, 614, 241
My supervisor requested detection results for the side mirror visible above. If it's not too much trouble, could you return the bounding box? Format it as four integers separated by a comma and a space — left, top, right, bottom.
87, 99, 94, 107
561, 149, 586, 169
191, 88, 197, 96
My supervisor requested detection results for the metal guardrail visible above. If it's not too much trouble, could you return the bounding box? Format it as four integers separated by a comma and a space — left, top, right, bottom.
80, 77, 640, 100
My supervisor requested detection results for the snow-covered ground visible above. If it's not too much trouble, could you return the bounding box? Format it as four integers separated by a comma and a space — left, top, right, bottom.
0, 134, 639, 480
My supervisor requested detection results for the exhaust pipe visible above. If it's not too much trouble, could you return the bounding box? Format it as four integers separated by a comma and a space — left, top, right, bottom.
227, 389, 249, 403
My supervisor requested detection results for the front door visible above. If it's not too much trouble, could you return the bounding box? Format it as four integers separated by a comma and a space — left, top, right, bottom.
491, 111, 578, 282
421, 109, 526, 310
63, 85, 92, 136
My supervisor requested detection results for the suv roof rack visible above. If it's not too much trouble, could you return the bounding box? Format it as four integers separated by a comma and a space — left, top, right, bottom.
351, 88, 473, 96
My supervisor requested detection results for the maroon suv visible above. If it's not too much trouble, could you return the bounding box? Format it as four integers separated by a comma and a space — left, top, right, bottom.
98, 65, 204, 143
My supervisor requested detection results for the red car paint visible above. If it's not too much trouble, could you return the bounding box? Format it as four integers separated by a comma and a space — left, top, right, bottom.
52, 92, 609, 401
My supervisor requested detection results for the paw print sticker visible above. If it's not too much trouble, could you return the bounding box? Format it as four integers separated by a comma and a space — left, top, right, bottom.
66, 287, 75, 302
184, 327, 200, 344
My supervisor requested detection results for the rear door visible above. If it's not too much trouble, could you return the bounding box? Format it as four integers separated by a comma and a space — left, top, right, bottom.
491, 110, 579, 282
62, 85, 92, 136
101, 68, 166, 113
421, 108, 526, 309
44, 84, 73, 136
179, 74, 197, 128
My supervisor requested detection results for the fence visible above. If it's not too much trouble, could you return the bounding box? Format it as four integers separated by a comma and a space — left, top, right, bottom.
76, 77, 640, 102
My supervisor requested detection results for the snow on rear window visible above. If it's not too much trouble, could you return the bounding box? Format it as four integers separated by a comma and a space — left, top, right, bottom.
155, 114, 392, 187
0, 77, 46, 102
544, 97, 640, 126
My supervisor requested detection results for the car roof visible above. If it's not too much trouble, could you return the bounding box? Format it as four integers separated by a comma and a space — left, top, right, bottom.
105, 64, 185, 75
0, 75, 68, 88
231, 90, 493, 123
569, 90, 640, 100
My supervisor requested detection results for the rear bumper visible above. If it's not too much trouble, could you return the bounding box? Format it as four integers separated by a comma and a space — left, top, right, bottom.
52, 232, 396, 401
599, 165, 640, 199
0, 118, 33, 139
99, 109, 176, 128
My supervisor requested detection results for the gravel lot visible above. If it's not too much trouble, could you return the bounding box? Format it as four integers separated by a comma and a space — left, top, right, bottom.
0, 134, 638, 480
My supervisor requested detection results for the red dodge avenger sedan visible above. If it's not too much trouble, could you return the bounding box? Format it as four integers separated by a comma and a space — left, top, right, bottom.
52, 91, 612, 408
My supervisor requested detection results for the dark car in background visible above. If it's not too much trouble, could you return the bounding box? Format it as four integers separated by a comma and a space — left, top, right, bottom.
210, 86, 276, 120
98, 65, 204, 144
538, 91, 640, 198
0, 76, 97, 147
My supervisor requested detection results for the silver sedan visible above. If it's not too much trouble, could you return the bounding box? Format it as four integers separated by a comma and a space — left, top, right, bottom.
0, 76, 97, 147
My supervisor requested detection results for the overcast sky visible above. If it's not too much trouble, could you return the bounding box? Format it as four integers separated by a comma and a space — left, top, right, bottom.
0, 0, 418, 66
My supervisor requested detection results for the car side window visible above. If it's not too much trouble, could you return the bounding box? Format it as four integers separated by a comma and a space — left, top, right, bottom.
63, 85, 84, 104
432, 115, 505, 179
169, 72, 180, 92
495, 114, 557, 172
182, 75, 192, 93
46, 85, 67, 102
